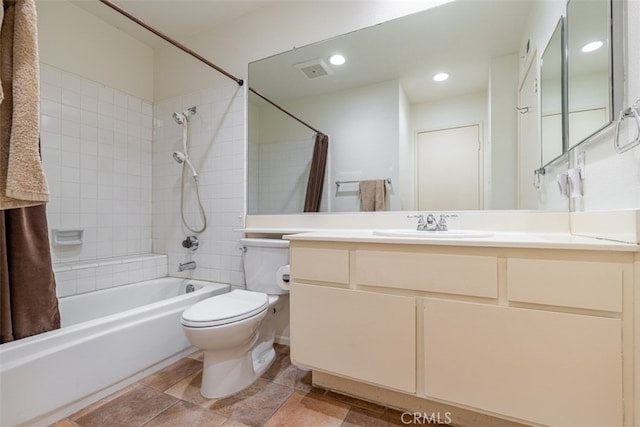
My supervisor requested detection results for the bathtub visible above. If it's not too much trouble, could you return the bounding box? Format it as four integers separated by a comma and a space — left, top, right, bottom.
0, 277, 229, 427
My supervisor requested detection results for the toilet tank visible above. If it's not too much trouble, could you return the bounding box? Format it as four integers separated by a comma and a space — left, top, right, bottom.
240, 238, 289, 295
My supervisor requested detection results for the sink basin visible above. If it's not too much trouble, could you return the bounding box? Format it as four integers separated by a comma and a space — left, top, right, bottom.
372, 229, 494, 239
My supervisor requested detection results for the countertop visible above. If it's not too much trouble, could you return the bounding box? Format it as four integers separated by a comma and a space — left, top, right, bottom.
283, 229, 640, 251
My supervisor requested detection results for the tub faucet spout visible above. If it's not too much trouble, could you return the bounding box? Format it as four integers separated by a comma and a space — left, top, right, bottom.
178, 261, 197, 272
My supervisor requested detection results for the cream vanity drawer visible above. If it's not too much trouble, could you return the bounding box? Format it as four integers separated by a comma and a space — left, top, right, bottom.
507, 258, 623, 312
355, 250, 497, 298
290, 247, 350, 284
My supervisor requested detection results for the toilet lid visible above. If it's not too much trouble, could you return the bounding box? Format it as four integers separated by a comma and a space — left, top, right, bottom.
181, 289, 269, 328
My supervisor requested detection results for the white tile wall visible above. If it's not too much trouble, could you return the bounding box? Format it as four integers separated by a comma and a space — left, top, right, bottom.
153, 82, 246, 285
54, 254, 168, 298
40, 64, 153, 268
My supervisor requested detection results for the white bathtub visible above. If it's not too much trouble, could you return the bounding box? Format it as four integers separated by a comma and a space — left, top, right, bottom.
0, 277, 229, 427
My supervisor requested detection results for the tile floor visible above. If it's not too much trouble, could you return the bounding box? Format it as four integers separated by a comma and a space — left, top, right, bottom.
51, 345, 411, 427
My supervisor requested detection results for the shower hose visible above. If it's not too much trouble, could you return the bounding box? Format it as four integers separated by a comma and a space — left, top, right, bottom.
179, 120, 207, 233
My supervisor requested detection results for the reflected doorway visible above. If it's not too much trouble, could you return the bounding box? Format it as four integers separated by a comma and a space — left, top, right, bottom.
417, 124, 481, 210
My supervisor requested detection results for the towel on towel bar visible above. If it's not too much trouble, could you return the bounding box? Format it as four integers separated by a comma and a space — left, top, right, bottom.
359, 179, 386, 212
0, 0, 49, 210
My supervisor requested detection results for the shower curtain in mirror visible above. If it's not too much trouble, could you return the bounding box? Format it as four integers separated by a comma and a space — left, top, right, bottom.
1, 0, 60, 343
303, 133, 328, 212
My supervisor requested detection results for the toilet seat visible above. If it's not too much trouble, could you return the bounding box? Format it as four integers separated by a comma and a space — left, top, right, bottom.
181, 289, 269, 328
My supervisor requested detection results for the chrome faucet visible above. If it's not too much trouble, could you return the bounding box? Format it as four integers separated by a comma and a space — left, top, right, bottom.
178, 261, 196, 272
408, 213, 457, 231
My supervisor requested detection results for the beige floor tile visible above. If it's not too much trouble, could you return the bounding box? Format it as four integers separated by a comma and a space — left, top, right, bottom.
72, 385, 178, 427
221, 419, 254, 427
188, 350, 204, 361
207, 378, 293, 427
143, 401, 227, 427
342, 407, 411, 426
164, 370, 215, 406
263, 352, 313, 392
49, 419, 81, 427
261, 349, 291, 381
271, 363, 313, 392
141, 357, 203, 391
324, 391, 387, 414
67, 383, 142, 421
263, 390, 350, 427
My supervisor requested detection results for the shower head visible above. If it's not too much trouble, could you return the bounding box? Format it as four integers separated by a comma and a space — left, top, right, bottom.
172, 112, 186, 125
172, 151, 198, 178
173, 151, 187, 163
172, 106, 197, 125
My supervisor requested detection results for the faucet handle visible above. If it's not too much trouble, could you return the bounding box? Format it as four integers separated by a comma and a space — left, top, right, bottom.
407, 214, 425, 223
408, 214, 430, 230
182, 235, 199, 251
437, 214, 458, 231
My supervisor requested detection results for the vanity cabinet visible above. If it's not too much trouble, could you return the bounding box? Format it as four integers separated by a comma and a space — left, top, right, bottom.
289, 239, 634, 427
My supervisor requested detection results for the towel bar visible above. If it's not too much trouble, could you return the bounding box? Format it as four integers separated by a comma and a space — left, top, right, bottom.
335, 178, 391, 188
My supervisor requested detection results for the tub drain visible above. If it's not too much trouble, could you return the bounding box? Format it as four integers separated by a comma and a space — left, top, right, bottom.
185, 283, 196, 293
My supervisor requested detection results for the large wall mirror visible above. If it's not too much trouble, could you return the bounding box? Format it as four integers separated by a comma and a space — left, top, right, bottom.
247, 0, 587, 215
566, 0, 623, 149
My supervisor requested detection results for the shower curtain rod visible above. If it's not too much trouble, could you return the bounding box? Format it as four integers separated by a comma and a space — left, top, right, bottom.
97, 0, 244, 86
98, 0, 323, 136
249, 87, 322, 135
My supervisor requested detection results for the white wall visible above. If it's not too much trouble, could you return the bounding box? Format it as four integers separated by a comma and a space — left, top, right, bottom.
40, 64, 153, 268
37, 0, 154, 101
292, 80, 401, 212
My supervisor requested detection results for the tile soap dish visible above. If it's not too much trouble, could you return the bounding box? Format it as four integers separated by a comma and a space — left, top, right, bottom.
52, 228, 84, 246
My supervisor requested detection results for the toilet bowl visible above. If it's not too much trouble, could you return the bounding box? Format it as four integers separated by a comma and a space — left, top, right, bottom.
181, 238, 289, 399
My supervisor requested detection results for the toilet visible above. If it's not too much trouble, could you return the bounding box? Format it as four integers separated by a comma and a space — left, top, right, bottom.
181, 238, 289, 399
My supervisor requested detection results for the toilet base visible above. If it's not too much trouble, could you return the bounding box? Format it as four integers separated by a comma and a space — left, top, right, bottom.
200, 342, 276, 399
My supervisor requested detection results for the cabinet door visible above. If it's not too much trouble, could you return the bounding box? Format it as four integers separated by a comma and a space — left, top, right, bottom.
423, 299, 622, 427
291, 283, 416, 393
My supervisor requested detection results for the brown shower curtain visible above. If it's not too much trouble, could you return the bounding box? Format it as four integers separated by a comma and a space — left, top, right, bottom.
1, 0, 60, 343
1, 206, 60, 343
303, 133, 328, 212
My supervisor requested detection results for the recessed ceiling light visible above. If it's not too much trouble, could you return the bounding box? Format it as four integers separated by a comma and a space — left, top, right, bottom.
581, 41, 603, 53
329, 54, 346, 66
433, 72, 449, 82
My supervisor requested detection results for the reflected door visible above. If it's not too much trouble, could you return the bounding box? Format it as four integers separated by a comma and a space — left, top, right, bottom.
517, 56, 540, 209
417, 125, 480, 210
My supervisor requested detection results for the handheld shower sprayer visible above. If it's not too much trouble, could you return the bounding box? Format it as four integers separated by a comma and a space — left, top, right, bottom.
171, 106, 207, 233
171, 105, 199, 178
172, 151, 198, 179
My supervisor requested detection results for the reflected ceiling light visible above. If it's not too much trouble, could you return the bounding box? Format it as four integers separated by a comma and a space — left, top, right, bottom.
433, 72, 449, 82
581, 40, 603, 53
329, 54, 346, 65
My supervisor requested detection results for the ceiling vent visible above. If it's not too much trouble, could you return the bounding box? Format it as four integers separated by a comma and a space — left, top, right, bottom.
294, 58, 334, 80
